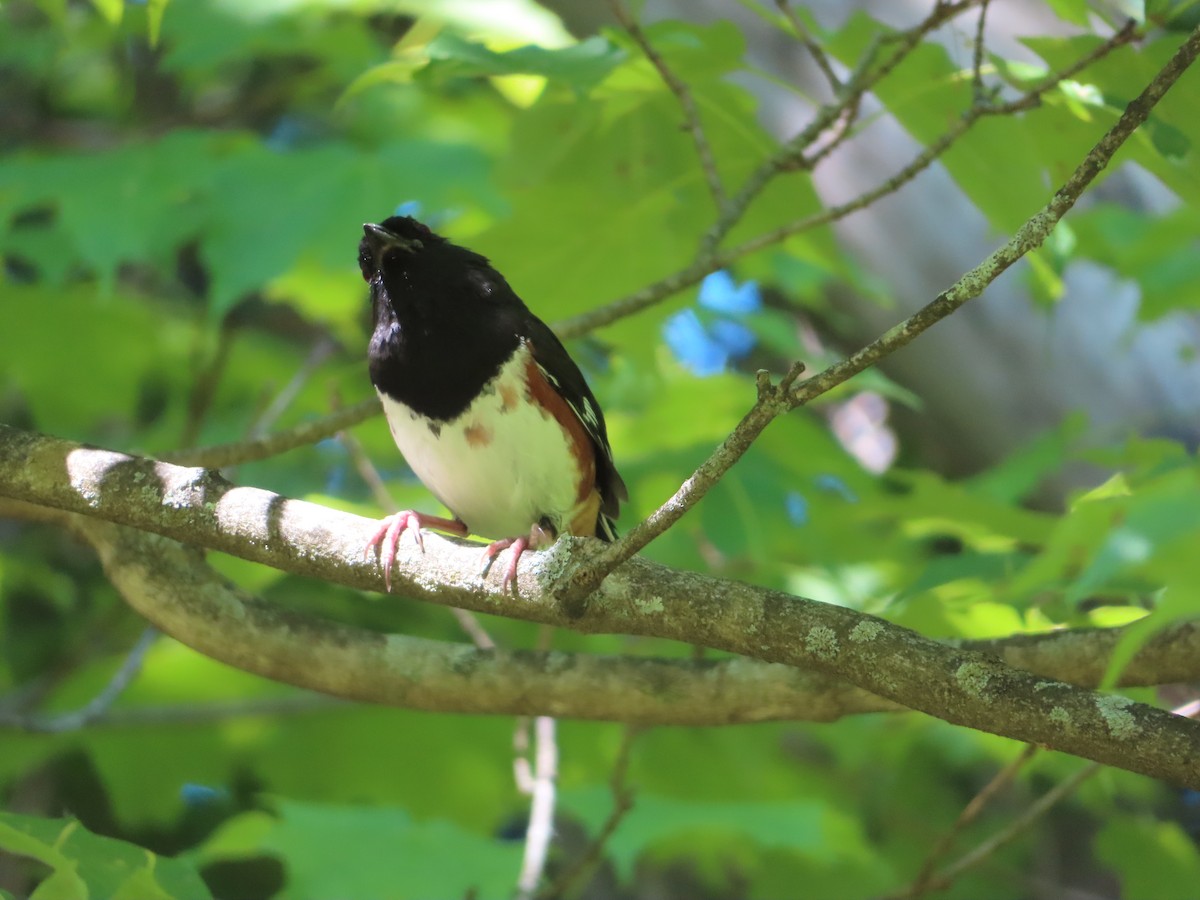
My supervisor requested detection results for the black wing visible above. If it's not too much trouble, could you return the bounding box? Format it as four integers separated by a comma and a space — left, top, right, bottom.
521, 316, 627, 539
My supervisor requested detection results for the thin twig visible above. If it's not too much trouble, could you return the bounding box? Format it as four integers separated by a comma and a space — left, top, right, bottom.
696, 33, 884, 259
775, 0, 841, 92
901, 745, 1039, 898
912, 763, 1099, 897
511, 620, 562, 897
553, 18, 1139, 341
891, 695, 1200, 898
559, 362, 804, 599
0, 693, 350, 731
972, 0, 993, 105
0, 628, 158, 733
249, 337, 337, 439
165, 397, 379, 468
732, 17, 1138, 258
338, 425, 396, 508
608, 0, 725, 208
698, 0, 985, 257
180, 321, 236, 449
560, 20, 1186, 600
539, 726, 639, 900
516, 716, 559, 899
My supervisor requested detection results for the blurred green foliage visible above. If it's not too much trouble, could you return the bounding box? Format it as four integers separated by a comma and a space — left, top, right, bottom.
2, 0, 1200, 897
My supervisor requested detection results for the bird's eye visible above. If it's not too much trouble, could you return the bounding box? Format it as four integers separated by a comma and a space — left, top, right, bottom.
358, 246, 374, 281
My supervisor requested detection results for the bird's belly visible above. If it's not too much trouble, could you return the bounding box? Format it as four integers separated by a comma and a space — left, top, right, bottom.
377, 355, 581, 539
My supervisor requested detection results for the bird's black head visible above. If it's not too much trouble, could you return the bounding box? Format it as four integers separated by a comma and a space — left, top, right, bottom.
361, 215, 528, 418
358, 216, 445, 282
359, 214, 520, 328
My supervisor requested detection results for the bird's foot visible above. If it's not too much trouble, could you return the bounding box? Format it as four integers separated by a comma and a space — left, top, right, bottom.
480, 519, 556, 594
480, 536, 529, 594
366, 511, 467, 592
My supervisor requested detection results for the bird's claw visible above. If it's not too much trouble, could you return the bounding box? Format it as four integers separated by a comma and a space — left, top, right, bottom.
480, 536, 530, 594
366, 511, 465, 592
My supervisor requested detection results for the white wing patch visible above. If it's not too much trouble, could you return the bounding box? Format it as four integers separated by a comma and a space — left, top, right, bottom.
535, 361, 608, 462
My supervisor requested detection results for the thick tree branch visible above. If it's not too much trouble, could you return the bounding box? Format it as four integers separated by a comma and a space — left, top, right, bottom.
0, 494, 890, 726
4, 429, 1200, 785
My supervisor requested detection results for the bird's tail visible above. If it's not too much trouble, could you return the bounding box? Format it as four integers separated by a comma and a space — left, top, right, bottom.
596, 513, 619, 542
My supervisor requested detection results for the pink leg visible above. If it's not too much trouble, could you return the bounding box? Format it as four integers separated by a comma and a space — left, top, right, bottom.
366, 511, 467, 592
481, 535, 530, 594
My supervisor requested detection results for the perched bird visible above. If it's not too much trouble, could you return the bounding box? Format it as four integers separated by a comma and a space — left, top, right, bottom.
359, 216, 627, 591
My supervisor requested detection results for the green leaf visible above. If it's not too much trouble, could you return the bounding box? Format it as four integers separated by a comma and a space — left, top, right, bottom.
418, 33, 626, 92
562, 787, 875, 880
1021, 34, 1200, 204
146, 0, 169, 47
1095, 817, 1200, 900
1044, 0, 1094, 24
636, 19, 748, 79
0, 812, 211, 900
29, 869, 89, 900
1065, 469, 1200, 605
89, 0, 123, 26
830, 15, 1048, 233
1070, 203, 1200, 318
967, 414, 1084, 504
197, 800, 521, 900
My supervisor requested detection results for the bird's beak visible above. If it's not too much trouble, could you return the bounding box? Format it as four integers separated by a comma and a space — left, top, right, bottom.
362, 222, 420, 254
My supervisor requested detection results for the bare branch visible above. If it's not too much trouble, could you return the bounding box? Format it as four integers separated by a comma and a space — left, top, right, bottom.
900, 763, 1100, 899
559, 18, 1154, 596
788, 21, 1155, 408
553, 17, 1140, 341
608, 0, 725, 207
540, 725, 639, 899
561, 363, 805, 596
248, 337, 337, 440
903, 699, 1200, 896
775, 0, 841, 92
0, 628, 158, 733
516, 716, 559, 900
180, 321, 235, 449
165, 397, 379, 468
971, 0, 993, 106
695, 32, 883, 260
901, 745, 1039, 898
7, 487, 1200, 736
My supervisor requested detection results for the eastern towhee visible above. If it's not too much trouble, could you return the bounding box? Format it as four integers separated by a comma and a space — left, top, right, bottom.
359, 216, 627, 591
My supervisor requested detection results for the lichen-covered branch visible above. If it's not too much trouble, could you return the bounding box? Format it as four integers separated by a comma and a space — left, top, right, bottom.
4, 427, 1200, 785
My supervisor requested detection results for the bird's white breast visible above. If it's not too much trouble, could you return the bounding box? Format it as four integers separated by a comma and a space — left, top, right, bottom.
378, 344, 581, 539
